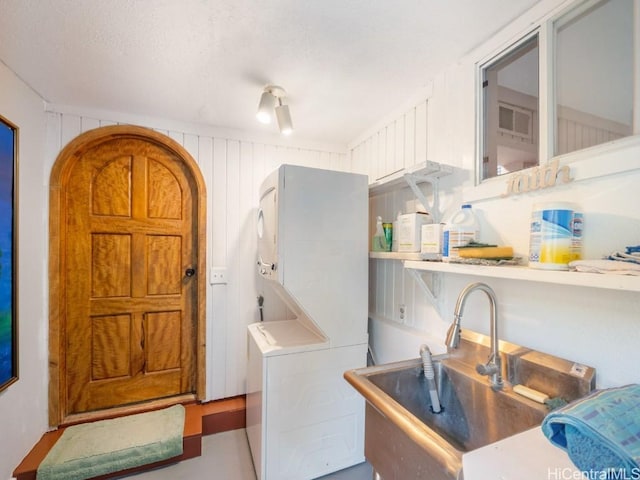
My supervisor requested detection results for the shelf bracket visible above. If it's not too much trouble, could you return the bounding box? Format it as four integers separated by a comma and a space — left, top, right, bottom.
406, 267, 441, 306
369, 161, 453, 224
403, 173, 441, 222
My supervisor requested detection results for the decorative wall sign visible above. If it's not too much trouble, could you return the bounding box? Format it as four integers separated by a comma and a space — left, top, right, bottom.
502, 158, 573, 197
0, 115, 17, 392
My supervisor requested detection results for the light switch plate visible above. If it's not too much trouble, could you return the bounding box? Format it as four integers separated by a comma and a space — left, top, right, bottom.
210, 267, 228, 285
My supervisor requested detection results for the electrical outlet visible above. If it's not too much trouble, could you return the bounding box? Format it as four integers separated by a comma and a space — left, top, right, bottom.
399, 304, 406, 320
210, 267, 228, 285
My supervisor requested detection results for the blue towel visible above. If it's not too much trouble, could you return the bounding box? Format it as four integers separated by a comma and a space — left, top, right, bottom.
542, 384, 640, 476
607, 245, 640, 264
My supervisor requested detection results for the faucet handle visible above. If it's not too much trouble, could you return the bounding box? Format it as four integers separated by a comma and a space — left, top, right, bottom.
476, 360, 504, 389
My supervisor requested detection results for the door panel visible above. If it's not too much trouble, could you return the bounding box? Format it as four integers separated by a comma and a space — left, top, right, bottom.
145, 311, 182, 372
91, 156, 132, 217
91, 314, 131, 380
148, 158, 183, 219
64, 137, 197, 415
91, 234, 132, 297
146, 235, 182, 295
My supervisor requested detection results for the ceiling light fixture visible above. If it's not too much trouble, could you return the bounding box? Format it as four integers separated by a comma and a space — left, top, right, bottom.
256, 85, 293, 135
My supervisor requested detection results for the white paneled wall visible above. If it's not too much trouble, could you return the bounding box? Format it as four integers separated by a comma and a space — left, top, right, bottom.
352, 103, 430, 233
45, 108, 348, 401
349, 97, 448, 354
556, 106, 630, 156
351, 100, 428, 182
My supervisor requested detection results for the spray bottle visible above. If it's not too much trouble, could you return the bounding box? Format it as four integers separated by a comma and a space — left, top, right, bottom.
372, 216, 388, 252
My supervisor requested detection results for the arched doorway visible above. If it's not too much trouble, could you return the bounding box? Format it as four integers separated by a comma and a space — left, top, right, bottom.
48, 125, 206, 426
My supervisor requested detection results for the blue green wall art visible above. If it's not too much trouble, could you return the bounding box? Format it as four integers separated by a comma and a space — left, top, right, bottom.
0, 115, 17, 392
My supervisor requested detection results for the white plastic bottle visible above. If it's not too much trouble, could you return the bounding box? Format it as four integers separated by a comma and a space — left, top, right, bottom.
442, 204, 480, 262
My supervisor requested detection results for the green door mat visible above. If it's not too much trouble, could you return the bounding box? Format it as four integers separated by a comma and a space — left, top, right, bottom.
37, 404, 185, 480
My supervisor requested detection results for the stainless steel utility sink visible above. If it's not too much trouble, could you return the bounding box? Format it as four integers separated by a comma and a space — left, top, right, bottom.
365, 358, 548, 453
344, 330, 595, 480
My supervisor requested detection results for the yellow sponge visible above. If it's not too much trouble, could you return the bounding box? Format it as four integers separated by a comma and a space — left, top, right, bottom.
513, 384, 549, 404
457, 246, 514, 259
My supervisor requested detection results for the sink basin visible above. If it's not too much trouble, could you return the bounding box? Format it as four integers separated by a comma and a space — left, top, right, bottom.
343, 330, 596, 480
346, 357, 546, 480
365, 359, 546, 453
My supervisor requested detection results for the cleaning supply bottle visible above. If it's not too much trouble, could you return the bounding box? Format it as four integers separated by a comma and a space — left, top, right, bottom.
382, 222, 393, 252
391, 211, 402, 252
443, 204, 480, 262
372, 216, 388, 252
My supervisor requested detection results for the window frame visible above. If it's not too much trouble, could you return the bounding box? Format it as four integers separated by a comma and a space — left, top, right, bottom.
470, 0, 640, 200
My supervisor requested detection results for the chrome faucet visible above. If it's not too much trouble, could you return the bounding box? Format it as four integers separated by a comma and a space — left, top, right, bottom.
445, 282, 503, 389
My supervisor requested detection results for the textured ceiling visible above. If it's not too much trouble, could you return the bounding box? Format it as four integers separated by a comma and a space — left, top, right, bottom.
0, 0, 540, 146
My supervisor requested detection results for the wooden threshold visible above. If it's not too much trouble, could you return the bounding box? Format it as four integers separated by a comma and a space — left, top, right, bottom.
201, 394, 246, 435
13, 396, 246, 480
59, 394, 198, 427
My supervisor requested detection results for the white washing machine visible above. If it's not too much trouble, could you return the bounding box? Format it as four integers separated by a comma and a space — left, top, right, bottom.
247, 165, 369, 480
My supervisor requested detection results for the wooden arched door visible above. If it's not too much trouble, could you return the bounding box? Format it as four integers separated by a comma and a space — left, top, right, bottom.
49, 126, 206, 426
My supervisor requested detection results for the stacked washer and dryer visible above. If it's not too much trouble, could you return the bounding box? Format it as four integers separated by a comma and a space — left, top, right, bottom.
246, 164, 369, 480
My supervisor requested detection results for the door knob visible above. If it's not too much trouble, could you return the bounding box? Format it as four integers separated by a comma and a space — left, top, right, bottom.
185, 268, 196, 277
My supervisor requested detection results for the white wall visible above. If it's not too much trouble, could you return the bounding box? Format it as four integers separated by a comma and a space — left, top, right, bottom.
0, 63, 49, 479
355, 0, 640, 389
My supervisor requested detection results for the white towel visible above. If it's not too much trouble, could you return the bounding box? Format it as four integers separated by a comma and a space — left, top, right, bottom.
569, 259, 640, 276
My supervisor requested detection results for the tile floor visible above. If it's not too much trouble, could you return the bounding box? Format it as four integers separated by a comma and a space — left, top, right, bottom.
120, 429, 373, 480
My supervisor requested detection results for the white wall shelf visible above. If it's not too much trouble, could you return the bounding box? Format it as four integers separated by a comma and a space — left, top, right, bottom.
370, 254, 640, 308
403, 260, 640, 293
368, 161, 453, 222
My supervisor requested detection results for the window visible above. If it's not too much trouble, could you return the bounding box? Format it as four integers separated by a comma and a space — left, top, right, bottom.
481, 35, 539, 181
554, 0, 634, 156
478, 0, 637, 184
499, 103, 533, 140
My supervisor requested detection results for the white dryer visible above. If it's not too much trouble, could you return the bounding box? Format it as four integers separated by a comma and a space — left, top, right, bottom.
246, 165, 368, 480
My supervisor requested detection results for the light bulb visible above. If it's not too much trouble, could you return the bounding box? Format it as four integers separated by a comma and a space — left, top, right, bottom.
275, 104, 293, 135
256, 91, 275, 124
